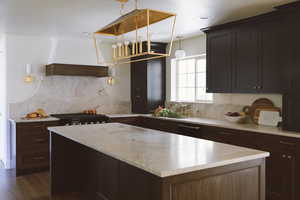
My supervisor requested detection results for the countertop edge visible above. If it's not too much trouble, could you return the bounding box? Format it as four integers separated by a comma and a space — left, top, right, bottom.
9, 117, 60, 123
110, 114, 300, 139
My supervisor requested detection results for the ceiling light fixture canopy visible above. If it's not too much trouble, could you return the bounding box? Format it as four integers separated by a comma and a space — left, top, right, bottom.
93, 0, 177, 66
175, 36, 186, 58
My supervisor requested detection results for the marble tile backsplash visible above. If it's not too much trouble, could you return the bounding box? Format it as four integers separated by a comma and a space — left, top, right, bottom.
9, 76, 131, 118
166, 102, 245, 121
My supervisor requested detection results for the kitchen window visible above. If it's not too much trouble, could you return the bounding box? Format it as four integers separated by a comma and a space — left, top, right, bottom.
171, 55, 213, 102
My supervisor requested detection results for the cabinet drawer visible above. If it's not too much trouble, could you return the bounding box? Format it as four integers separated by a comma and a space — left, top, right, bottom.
175, 123, 202, 138
17, 150, 49, 170
201, 126, 255, 148
256, 134, 298, 154
18, 132, 49, 150
140, 118, 176, 132
110, 117, 140, 126
17, 123, 47, 133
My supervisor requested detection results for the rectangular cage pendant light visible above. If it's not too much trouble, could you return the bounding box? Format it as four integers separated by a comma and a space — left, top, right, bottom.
93, 1, 176, 66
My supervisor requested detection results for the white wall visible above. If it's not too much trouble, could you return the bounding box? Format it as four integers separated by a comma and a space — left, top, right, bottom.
6, 35, 131, 118
166, 35, 282, 108
0, 35, 8, 167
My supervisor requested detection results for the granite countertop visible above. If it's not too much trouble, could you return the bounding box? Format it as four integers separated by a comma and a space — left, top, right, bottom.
109, 114, 300, 139
49, 123, 269, 177
9, 117, 60, 123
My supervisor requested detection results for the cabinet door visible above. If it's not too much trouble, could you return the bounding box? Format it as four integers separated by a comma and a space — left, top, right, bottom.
95, 154, 119, 200
283, 16, 300, 95
206, 30, 232, 93
283, 94, 300, 132
232, 25, 260, 93
259, 18, 284, 93
147, 58, 166, 112
266, 151, 295, 200
131, 61, 148, 113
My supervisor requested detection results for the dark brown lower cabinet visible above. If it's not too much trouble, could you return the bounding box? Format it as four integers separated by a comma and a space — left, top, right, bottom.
266, 151, 296, 200
10, 120, 61, 176
110, 116, 300, 200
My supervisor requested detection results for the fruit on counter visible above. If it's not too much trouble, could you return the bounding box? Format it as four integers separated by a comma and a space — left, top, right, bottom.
25, 109, 48, 119
36, 108, 48, 118
153, 106, 181, 118
83, 109, 97, 115
154, 106, 164, 117
225, 112, 246, 117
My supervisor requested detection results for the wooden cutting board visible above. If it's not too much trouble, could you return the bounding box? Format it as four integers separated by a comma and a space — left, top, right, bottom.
246, 98, 278, 124
253, 107, 281, 125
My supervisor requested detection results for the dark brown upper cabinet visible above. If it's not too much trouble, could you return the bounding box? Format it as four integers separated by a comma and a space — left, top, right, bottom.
232, 24, 260, 93
258, 17, 285, 93
131, 43, 167, 114
206, 30, 233, 93
203, 1, 300, 132
46, 63, 109, 77
203, 4, 297, 94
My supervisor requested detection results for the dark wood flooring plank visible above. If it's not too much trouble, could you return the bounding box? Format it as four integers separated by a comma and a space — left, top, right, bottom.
0, 169, 83, 200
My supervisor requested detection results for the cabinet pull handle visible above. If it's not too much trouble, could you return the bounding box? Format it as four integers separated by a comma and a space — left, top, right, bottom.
35, 138, 47, 143
279, 141, 295, 146
178, 125, 201, 131
219, 131, 234, 136
33, 156, 46, 160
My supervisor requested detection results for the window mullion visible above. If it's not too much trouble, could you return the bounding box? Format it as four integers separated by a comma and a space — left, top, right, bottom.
176, 60, 179, 101
195, 59, 197, 102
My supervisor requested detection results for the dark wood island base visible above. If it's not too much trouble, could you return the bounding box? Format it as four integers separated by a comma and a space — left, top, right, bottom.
50, 133, 266, 200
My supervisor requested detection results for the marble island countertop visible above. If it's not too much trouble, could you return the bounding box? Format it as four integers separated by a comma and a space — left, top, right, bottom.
49, 123, 269, 177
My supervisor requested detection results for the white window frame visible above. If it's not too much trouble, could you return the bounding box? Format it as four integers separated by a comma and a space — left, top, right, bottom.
171, 54, 213, 103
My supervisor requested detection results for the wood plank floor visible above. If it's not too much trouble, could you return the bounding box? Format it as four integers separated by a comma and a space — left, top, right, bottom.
0, 169, 83, 200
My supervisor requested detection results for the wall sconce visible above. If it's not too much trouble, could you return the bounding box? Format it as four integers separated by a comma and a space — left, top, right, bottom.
24, 64, 35, 83
107, 67, 116, 86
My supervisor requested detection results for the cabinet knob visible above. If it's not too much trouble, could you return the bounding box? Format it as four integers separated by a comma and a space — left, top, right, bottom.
282, 154, 286, 158
253, 86, 257, 89
288, 155, 292, 159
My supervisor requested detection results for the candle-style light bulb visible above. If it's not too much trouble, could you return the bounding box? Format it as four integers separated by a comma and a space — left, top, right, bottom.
139, 37, 143, 54
112, 44, 117, 59
132, 40, 136, 55
124, 41, 130, 57
117, 43, 122, 58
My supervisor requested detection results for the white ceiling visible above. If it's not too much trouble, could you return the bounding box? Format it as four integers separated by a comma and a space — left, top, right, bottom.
1, 0, 296, 41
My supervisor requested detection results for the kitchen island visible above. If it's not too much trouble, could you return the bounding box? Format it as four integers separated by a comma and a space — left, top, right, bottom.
49, 123, 269, 200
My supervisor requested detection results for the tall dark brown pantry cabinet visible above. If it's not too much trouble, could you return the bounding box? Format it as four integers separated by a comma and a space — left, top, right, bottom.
131, 42, 167, 114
